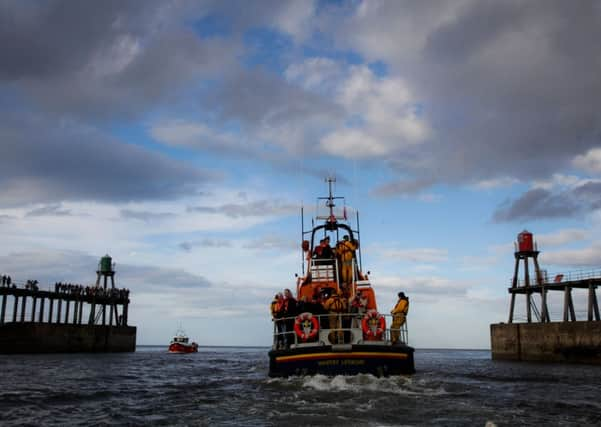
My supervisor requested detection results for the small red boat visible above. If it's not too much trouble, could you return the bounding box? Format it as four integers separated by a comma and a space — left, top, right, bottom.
168, 330, 198, 353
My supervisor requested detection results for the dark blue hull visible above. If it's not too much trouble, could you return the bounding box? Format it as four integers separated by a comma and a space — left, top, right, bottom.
268, 344, 415, 377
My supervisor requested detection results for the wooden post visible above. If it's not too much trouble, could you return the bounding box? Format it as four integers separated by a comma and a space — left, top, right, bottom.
78, 299, 83, 324
48, 298, 54, 324
89, 301, 96, 325
72, 300, 78, 324
123, 300, 129, 326
593, 287, 600, 321
12, 295, 18, 322
31, 296, 37, 322
38, 297, 45, 323
568, 288, 576, 321
524, 258, 531, 322
56, 299, 62, 324
109, 302, 114, 326
65, 300, 70, 324
533, 255, 543, 286
588, 282, 594, 321
20, 295, 27, 322
541, 286, 549, 322
509, 256, 520, 323
0, 294, 6, 324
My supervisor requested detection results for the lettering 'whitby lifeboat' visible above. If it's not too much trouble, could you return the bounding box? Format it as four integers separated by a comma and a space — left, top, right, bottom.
268, 179, 415, 376
168, 329, 198, 354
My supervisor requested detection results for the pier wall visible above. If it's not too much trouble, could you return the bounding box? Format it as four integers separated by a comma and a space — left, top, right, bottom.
0, 323, 136, 353
491, 321, 601, 364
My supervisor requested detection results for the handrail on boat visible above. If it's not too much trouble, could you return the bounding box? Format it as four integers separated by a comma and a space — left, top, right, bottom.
271, 312, 409, 350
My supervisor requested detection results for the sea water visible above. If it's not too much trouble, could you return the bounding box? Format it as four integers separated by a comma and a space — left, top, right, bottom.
0, 347, 600, 426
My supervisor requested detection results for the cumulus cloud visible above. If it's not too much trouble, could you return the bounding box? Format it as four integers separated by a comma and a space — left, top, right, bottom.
493, 188, 580, 222
178, 239, 232, 252
26, 204, 73, 217
243, 235, 297, 251
0, 1, 237, 119
330, 1, 601, 195
318, 66, 430, 159
0, 114, 213, 206
187, 199, 298, 219
120, 210, 176, 222
541, 244, 601, 268
378, 247, 448, 264
376, 275, 471, 297
536, 228, 588, 247
493, 179, 601, 222
573, 148, 601, 175
0, 249, 212, 292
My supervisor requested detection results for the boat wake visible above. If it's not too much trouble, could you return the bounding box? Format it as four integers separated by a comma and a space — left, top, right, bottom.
266, 374, 447, 397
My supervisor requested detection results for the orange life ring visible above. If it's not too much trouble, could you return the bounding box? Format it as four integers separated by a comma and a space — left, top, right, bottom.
361, 310, 385, 340
294, 312, 319, 342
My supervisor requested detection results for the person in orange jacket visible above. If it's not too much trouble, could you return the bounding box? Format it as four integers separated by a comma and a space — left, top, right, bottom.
390, 292, 409, 344
324, 289, 348, 344
336, 235, 359, 286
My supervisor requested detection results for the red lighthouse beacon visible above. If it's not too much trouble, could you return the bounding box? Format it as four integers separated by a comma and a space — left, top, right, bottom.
508, 230, 549, 323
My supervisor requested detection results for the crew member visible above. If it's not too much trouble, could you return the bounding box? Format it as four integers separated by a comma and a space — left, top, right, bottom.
321, 236, 333, 259
271, 293, 285, 349
336, 235, 358, 286
391, 292, 409, 344
282, 289, 297, 347
270, 294, 281, 320
324, 289, 347, 344
349, 290, 368, 328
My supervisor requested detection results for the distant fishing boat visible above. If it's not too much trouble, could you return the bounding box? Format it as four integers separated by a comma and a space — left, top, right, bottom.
268, 178, 415, 377
168, 329, 198, 354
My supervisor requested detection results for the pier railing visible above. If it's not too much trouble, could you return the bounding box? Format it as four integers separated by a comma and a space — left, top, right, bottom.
271, 313, 409, 350
510, 267, 601, 287
0, 282, 130, 327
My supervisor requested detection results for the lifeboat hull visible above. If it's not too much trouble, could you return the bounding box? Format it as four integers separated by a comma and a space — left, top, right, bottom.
268, 344, 415, 377
168, 342, 198, 354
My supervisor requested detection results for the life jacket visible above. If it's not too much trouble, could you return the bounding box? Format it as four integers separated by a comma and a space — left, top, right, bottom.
337, 240, 358, 262
283, 297, 297, 316
391, 298, 409, 315
274, 299, 285, 318
270, 299, 279, 317
325, 294, 347, 313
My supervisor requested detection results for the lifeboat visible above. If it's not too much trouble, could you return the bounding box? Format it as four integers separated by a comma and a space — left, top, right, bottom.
168, 329, 198, 354
268, 178, 415, 377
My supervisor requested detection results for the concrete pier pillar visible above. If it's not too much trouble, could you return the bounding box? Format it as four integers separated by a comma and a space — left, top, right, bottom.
20, 296, 27, 322
1, 294, 6, 324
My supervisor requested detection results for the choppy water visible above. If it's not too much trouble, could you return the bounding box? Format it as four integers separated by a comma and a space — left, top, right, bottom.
1, 347, 600, 426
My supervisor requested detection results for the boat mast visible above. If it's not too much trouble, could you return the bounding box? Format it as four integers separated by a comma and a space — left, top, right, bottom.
326, 176, 336, 223
301, 205, 305, 275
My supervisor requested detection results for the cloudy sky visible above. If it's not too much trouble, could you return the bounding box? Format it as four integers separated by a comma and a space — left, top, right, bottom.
1, 0, 601, 348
